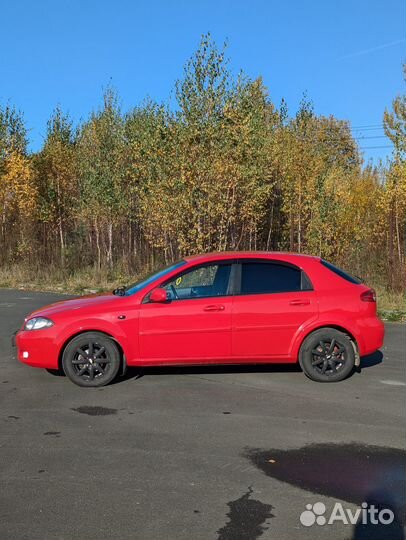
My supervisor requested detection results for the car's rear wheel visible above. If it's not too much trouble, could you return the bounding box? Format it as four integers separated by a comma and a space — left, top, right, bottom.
62, 332, 121, 387
299, 328, 355, 382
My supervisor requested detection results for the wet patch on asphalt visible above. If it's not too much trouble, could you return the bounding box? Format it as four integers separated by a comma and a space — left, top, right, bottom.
216, 487, 274, 540
245, 443, 406, 524
72, 406, 117, 416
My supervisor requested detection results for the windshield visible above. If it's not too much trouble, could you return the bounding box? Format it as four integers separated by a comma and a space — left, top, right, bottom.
124, 260, 186, 295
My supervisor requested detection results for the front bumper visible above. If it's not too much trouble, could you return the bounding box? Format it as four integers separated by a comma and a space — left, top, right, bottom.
14, 329, 59, 369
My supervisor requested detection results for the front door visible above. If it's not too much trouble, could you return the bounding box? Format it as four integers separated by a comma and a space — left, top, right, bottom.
139, 262, 233, 362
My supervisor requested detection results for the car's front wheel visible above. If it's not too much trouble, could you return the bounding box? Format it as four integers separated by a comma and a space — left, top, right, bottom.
299, 328, 355, 382
62, 332, 121, 387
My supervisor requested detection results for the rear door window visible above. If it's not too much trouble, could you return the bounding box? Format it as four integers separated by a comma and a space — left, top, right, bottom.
240, 262, 303, 295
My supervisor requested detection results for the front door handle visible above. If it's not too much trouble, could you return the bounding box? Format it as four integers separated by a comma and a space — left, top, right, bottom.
289, 299, 311, 306
203, 304, 225, 312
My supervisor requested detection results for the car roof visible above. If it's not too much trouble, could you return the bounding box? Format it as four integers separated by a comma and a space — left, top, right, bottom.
184, 251, 320, 264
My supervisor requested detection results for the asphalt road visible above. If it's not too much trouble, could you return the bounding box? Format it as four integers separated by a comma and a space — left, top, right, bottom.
0, 289, 405, 540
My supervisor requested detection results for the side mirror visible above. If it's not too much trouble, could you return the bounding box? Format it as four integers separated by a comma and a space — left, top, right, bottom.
149, 287, 168, 303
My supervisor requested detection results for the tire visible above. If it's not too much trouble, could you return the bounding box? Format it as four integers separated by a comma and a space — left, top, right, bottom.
62, 332, 121, 387
299, 328, 355, 382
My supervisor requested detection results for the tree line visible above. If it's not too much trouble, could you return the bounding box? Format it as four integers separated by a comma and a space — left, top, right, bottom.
0, 35, 405, 292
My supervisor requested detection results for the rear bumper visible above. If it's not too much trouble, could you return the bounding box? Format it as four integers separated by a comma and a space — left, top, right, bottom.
357, 316, 385, 357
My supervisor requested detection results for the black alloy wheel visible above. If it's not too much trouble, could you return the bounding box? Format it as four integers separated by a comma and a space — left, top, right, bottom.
62, 332, 121, 387
299, 328, 355, 382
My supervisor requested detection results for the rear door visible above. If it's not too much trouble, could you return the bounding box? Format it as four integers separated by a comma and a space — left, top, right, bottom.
232, 260, 318, 359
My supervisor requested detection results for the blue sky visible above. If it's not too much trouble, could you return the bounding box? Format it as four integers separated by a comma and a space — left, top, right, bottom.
0, 0, 404, 164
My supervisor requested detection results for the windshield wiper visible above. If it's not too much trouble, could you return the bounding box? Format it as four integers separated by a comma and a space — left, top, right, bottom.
113, 286, 126, 296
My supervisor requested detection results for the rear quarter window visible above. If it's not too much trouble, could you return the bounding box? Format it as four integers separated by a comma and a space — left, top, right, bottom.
320, 260, 362, 284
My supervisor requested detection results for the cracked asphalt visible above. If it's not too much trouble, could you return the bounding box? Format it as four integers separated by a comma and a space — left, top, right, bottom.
0, 289, 405, 540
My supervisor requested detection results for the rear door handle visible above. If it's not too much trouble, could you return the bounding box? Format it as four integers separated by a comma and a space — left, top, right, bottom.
289, 299, 310, 306
203, 304, 225, 312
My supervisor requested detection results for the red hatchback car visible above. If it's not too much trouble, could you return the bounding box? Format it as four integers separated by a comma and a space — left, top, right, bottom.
15, 252, 384, 387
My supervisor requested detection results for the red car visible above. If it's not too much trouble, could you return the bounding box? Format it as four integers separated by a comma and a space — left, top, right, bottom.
15, 252, 384, 387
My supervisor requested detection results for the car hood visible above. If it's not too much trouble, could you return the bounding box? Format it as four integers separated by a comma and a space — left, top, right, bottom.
27, 292, 122, 319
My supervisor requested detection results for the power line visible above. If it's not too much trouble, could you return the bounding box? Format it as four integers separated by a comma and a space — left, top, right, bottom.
351, 124, 383, 129
359, 145, 394, 149
353, 135, 389, 140
293, 134, 391, 143
351, 127, 385, 132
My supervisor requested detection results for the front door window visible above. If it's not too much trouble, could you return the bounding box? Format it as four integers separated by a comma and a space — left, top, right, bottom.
164, 263, 232, 300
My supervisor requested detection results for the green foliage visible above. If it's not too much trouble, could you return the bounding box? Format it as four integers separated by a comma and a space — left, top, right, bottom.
77, 88, 125, 215
384, 65, 406, 159
0, 104, 27, 160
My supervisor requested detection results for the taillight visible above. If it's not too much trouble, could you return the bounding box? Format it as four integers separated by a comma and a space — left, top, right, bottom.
361, 289, 376, 302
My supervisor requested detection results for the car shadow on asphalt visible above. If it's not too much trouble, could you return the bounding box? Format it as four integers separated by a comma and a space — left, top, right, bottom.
119, 363, 302, 383
358, 350, 383, 369
117, 350, 384, 384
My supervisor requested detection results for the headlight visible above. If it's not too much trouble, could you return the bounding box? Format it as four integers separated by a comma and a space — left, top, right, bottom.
24, 317, 54, 331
